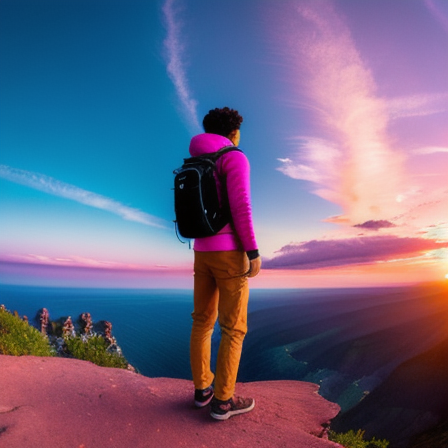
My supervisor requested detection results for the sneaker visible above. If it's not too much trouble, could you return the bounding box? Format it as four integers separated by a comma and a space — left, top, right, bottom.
194, 386, 214, 408
210, 396, 255, 420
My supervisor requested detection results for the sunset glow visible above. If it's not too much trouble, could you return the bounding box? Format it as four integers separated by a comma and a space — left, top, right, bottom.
0, 0, 447, 288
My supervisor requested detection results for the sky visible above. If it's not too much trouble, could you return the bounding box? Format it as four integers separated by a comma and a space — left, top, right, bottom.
0, 0, 447, 289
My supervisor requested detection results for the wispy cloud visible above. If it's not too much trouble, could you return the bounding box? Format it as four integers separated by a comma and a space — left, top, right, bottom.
277, 136, 342, 203
424, 0, 448, 33
263, 235, 448, 269
271, 0, 407, 224
412, 146, 448, 155
0, 165, 167, 228
162, 0, 201, 133
0, 253, 178, 270
0, 257, 193, 289
387, 92, 448, 120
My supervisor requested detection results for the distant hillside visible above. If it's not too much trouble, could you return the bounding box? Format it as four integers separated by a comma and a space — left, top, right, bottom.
240, 282, 448, 445
332, 334, 448, 447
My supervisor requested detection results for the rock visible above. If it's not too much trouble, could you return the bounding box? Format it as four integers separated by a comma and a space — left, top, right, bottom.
0, 355, 341, 448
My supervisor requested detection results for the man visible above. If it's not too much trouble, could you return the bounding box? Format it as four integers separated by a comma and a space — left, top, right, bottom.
189, 107, 261, 420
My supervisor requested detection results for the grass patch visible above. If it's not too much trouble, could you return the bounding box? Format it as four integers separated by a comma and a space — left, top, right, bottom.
0, 306, 130, 370
64, 335, 128, 369
329, 429, 389, 448
0, 308, 54, 357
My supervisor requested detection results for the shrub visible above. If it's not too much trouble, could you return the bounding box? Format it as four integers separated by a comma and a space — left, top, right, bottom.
1, 306, 129, 370
64, 335, 128, 369
0, 308, 54, 357
329, 429, 389, 448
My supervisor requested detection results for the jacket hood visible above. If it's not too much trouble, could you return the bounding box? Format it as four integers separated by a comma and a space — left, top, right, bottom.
189, 133, 234, 157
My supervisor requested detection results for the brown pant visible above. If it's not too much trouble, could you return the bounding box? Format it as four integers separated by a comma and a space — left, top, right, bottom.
190, 250, 250, 401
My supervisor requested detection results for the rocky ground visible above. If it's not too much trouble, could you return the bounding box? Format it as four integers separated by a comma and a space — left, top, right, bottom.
0, 355, 341, 448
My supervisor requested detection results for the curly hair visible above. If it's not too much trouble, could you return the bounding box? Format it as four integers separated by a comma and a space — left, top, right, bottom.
202, 107, 243, 136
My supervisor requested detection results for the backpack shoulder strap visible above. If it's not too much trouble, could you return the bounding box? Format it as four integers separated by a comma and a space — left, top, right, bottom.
179, 146, 241, 167
213, 146, 242, 181
214, 145, 241, 160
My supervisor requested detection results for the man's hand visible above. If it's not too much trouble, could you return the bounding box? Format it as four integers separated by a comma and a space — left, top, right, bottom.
248, 256, 262, 278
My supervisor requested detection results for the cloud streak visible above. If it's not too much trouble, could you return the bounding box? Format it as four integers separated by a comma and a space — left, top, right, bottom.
264, 235, 448, 270
0, 165, 167, 228
413, 146, 448, 155
162, 0, 201, 132
0, 253, 183, 271
387, 92, 448, 120
424, 0, 448, 33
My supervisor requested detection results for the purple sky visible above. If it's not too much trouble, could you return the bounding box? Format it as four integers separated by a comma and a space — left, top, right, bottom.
0, 0, 447, 288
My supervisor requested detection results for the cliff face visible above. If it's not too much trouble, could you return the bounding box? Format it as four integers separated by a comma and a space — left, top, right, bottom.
0, 355, 341, 448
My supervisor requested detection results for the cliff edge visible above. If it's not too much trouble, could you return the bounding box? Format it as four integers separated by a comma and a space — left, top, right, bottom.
0, 355, 340, 448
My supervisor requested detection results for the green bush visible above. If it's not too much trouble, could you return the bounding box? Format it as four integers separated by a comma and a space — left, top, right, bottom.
0, 308, 54, 357
329, 429, 389, 448
64, 334, 128, 369
0, 307, 129, 370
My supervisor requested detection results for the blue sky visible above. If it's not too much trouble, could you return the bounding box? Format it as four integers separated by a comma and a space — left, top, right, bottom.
1, 0, 447, 288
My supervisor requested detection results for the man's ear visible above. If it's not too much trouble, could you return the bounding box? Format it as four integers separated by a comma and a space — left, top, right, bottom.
227, 129, 240, 146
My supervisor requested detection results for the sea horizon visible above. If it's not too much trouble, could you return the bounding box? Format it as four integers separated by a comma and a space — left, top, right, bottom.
1, 282, 444, 382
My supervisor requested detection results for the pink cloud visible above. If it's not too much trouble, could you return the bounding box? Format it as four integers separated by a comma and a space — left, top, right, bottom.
270, 0, 448, 233
354, 220, 396, 231
0, 253, 191, 272
271, 0, 405, 225
387, 93, 448, 120
263, 235, 448, 269
0, 259, 193, 289
266, 0, 448, 280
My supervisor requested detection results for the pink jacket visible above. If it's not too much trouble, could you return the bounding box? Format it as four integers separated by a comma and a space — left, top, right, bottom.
189, 133, 258, 254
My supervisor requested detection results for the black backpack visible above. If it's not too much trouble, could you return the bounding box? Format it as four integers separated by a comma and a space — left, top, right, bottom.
173, 146, 240, 239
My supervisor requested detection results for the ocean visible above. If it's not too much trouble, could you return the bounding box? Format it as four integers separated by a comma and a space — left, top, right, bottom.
0, 285, 329, 379
0, 285, 376, 380
0, 285, 195, 379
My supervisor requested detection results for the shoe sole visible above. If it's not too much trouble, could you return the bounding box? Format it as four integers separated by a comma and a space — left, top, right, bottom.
195, 393, 214, 408
210, 399, 255, 420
